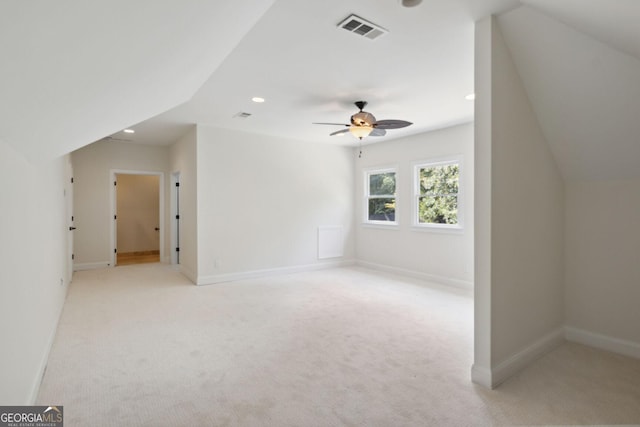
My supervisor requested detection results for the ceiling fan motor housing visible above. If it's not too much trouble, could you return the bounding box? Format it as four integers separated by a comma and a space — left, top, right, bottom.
351, 111, 376, 127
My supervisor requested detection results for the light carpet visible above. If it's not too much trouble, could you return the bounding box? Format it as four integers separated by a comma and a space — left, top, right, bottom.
37, 264, 640, 426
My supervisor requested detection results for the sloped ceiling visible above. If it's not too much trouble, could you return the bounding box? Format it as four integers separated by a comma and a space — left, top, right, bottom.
139, 0, 517, 147
498, 2, 640, 181
1, 0, 638, 184
0, 0, 275, 162
522, 0, 640, 60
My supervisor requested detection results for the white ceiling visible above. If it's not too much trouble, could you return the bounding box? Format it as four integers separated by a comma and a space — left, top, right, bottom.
499, 2, 640, 181
0, 0, 275, 161
108, 0, 521, 146
2, 1, 639, 181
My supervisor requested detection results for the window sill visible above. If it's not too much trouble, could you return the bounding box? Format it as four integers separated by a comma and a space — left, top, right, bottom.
411, 224, 464, 234
362, 222, 399, 230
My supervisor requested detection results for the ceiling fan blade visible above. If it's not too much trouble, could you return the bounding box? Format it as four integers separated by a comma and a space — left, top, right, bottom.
329, 129, 351, 136
370, 128, 387, 137
374, 119, 413, 129
313, 122, 350, 126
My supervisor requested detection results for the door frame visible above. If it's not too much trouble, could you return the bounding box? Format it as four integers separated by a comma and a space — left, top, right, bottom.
66, 155, 75, 282
170, 171, 181, 265
110, 169, 165, 266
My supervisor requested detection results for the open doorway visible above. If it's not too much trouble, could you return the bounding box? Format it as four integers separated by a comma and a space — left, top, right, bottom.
111, 170, 164, 266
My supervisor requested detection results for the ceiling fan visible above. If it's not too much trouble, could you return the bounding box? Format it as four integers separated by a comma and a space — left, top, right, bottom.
313, 101, 412, 140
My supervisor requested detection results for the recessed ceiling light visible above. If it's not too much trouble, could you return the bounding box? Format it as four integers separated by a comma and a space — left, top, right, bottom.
252, 97, 265, 103
123, 129, 135, 133
465, 93, 476, 101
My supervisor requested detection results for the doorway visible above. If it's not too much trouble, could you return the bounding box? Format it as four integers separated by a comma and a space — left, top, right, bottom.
111, 170, 164, 266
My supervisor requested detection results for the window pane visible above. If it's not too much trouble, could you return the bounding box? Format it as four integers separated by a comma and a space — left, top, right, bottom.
368, 198, 396, 222
420, 164, 459, 195
418, 195, 457, 224
369, 172, 396, 196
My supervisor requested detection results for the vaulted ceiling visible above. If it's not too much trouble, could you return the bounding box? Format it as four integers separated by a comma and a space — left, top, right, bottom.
0, 0, 275, 161
118, 0, 521, 147
1, 0, 638, 181
500, 1, 640, 181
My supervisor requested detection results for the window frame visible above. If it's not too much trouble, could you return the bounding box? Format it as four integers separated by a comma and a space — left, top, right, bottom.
363, 166, 399, 227
412, 156, 463, 231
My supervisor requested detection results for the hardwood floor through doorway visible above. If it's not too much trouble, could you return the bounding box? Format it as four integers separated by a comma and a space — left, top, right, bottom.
117, 251, 160, 266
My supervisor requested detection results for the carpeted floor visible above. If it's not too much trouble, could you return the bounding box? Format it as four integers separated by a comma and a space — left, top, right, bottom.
37, 264, 640, 426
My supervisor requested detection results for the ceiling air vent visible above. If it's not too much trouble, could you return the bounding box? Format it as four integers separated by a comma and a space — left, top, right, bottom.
337, 14, 388, 40
234, 112, 252, 119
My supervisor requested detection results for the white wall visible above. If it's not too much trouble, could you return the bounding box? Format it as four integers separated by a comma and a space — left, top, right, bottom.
116, 174, 160, 253
355, 123, 474, 288
195, 126, 355, 284
0, 0, 276, 162
0, 140, 72, 404
72, 140, 169, 267
565, 178, 640, 353
473, 16, 493, 387
169, 128, 198, 281
473, 16, 565, 388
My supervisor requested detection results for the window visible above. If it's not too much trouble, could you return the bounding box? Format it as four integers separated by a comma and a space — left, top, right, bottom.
414, 158, 461, 228
365, 168, 397, 225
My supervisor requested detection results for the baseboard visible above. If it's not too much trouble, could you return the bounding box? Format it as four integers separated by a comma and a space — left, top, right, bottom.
355, 260, 473, 291
471, 364, 493, 389
565, 326, 640, 359
74, 261, 111, 271
180, 265, 198, 285
27, 292, 67, 404
491, 327, 565, 388
196, 259, 356, 285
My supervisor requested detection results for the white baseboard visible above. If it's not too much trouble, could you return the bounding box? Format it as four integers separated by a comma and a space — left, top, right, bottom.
355, 260, 473, 291
179, 265, 198, 284
471, 364, 493, 389
27, 326, 57, 404
565, 326, 640, 360
74, 261, 111, 271
474, 327, 640, 390
28, 292, 67, 404
491, 327, 565, 388
197, 260, 356, 285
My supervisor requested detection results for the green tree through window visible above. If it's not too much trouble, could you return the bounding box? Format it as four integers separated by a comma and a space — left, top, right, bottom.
366, 170, 396, 223
417, 163, 459, 225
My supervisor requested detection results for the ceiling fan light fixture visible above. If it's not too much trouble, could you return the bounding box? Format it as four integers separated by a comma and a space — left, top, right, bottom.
349, 125, 373, 140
